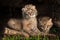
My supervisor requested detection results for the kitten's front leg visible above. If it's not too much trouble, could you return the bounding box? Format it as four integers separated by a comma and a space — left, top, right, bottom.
4, 27, 29, 38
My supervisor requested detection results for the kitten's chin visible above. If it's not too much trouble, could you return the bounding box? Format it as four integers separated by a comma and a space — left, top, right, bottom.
29, 15, 36, 17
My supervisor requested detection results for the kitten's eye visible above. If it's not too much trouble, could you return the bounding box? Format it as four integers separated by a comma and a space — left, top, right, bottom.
25, 14, 27, 15
30, 9, 33, 10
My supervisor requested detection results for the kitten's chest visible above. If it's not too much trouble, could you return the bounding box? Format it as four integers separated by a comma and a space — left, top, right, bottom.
23, 18, 37, 30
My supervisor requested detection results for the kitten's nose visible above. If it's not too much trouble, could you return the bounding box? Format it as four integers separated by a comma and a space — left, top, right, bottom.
28, 12, 31, 15
29, 13, 31, 15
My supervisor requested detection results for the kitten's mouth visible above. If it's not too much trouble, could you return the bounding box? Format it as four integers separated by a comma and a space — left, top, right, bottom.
28, 12, 34, 16
29, 14, 36, 17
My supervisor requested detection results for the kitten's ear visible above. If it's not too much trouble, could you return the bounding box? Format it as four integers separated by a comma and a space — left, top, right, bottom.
47, 19, 53, 24
32, 6, 36, 9
48, 19, 52, 23
49, 19, 52, 21
22, 8, 26, 13
22, 7, 27, 12
22, 8, 24, 11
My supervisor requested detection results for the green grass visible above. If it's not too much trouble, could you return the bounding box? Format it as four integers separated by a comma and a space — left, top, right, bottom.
2, 25, 60, 40
2, 35, 60, 40
2, 28, 60, 40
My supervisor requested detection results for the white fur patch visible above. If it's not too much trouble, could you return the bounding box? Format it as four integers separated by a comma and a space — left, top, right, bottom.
30, 14, 36, 17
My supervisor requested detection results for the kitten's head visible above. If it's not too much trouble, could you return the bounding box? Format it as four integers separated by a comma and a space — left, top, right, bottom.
39, 17, 53, 31
22, 4, 37, 18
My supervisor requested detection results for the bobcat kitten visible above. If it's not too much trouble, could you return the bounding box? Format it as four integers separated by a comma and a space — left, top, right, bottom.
5, 18, 29, 37
5, 4, 40, 37
38, 17, 53, 34
22, 4, 41, 36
